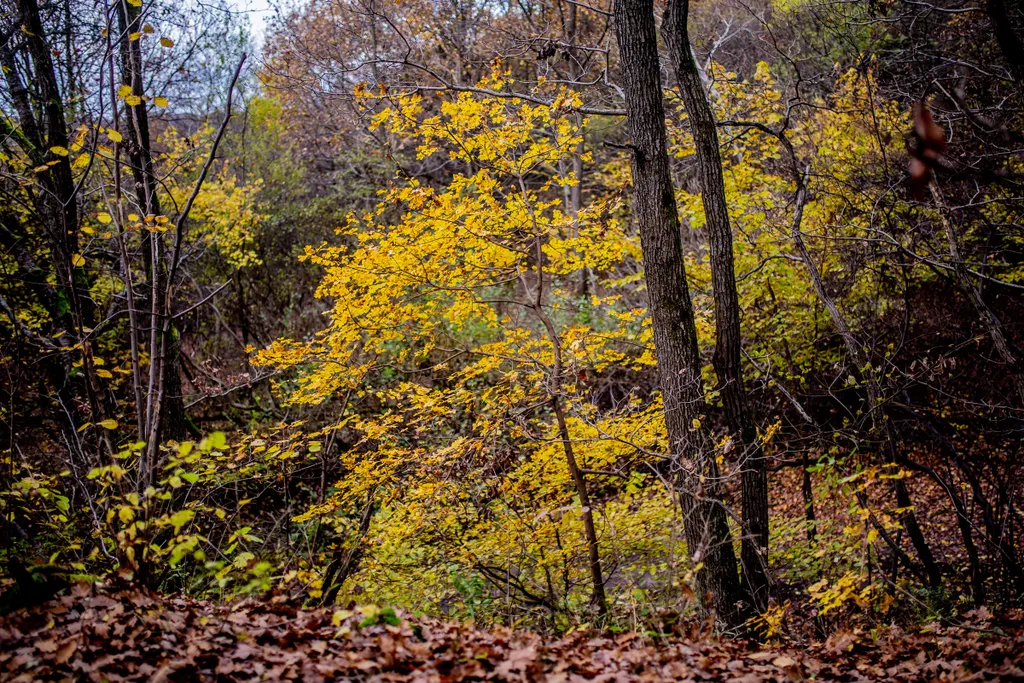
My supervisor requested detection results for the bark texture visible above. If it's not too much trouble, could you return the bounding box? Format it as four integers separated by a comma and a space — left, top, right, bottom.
614, 0, 741, 627
662, 0, 769, 611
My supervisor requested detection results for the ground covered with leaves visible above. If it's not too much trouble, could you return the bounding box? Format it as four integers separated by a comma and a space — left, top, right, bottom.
0, 586, 1022, 682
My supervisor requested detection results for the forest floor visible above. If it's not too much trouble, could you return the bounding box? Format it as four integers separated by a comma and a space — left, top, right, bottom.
0, 584, 1022, 682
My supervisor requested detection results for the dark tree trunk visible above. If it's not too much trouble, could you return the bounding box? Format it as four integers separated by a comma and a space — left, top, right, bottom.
802, 451, 816, 542
5, 0, 88, 329
987, 0, 1024, 83
552, 393, 609, 617
662, 0, 769, 612
614, 0, 742, 627
115, 0, 189, 443
3, 0, 110, 435
321, 495, 376, 606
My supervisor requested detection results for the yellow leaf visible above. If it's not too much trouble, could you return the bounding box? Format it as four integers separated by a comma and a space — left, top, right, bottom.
33, 165, 49, 173
126, 0, 141, 5
118, 84, 132, 98
73, 153, 91, 169
71, 253, 86, 267
106, 129, 123, 143
97, 212, 112, 224
96, 369, 113, 379
97, 419, 119, 430
160, 37, 174, 48
154, 96, 168, 108
129, 32, 142, 41
124, 95, 142, 106
142, 23, 155, 33
118, 506, 135, 524
49, 146, 69, 156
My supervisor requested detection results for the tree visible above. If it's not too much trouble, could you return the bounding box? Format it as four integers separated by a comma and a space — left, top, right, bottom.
1, 0, 107, 435
661, 0, 768, 611
614, 0, 742, 626
254, 82, 658, 618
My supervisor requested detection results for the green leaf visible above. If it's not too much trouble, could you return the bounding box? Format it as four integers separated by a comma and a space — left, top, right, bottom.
232, 551, 255, 569
169, 509, 195, 532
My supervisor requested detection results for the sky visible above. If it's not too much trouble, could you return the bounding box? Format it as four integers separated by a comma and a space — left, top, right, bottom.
228, 0, 277, 50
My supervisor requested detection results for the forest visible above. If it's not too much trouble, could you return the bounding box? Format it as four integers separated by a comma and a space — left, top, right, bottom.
1, 0, 1023, 677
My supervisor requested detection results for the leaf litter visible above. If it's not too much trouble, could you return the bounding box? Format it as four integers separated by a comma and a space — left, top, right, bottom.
0, 585, 1022, 681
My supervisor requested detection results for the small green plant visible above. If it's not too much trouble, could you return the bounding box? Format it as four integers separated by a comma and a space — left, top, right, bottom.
359, 605, 402, 627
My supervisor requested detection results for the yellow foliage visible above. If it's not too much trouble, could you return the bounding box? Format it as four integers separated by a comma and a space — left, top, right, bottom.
256, 77, 680, 617
158, 124, 265, 268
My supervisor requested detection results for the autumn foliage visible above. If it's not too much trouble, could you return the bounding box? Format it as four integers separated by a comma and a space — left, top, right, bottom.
2, 0, 1024, 673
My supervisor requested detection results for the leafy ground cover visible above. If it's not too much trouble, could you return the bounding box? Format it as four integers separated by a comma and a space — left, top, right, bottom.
1, 585, 1022, 682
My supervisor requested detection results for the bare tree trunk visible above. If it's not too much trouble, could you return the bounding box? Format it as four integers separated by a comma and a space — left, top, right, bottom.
986, 0, 1024, 83
321, 494, 376, 606
615, 0, 742, 627
901, 455, 985, 604
662, 0, 769, 612
523, 167, 608, 617
905, 404, 1024, 594
115, 0, 189, 445
552, 391, 609, 616
561, 0, 590, 296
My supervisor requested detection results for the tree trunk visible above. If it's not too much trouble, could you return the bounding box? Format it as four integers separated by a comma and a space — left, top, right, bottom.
986, 0, 1024, 83
6, 0, 88, 329
614, 0, 742, 627
321, 495, 376, 606
527, 168, 609, 617
4, 0, 109, 437
115, 0, 189, 444
662, 0, 769, 612
561, 0, 590, 296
